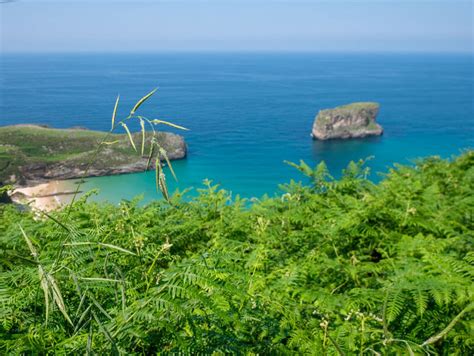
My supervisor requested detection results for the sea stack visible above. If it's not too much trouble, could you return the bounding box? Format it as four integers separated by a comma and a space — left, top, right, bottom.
311, 102, 383, 140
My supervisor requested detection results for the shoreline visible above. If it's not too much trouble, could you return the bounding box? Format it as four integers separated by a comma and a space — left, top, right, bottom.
10, 180, 78, 212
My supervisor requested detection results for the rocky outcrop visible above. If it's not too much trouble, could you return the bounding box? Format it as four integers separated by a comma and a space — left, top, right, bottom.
18, 138, 186, 183
0, 125, 187, 185
311, 102, 383, 140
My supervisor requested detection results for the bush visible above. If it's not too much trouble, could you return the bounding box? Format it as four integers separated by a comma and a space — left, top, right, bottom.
1, 151, 473, 354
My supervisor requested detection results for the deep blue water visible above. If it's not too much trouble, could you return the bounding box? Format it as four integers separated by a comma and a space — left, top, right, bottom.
1, 53, 473, 202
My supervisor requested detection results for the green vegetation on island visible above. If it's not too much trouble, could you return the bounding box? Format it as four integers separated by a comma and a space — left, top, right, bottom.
0, 125, 186, 185
1, 151, 472, 354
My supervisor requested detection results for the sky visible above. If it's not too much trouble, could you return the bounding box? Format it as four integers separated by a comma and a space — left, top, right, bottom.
0, 0, 472, 53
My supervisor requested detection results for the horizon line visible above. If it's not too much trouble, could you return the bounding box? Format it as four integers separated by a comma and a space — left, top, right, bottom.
1, 49, 473, 55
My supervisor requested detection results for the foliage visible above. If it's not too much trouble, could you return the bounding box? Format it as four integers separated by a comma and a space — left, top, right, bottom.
0, 151, 473, 354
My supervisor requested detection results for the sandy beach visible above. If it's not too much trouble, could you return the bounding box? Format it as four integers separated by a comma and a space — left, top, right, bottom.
10, 180, 77, 212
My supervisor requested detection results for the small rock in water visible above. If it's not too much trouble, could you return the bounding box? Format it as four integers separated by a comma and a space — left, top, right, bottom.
311, 102, 383, 140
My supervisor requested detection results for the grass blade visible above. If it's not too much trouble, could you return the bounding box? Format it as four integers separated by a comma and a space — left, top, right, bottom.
146, 142, 155, 170
90, 295, 112, 320
103, 140, 119, 145
92, 311, 118, 353
19, 225, 51, 324
111, 94, 120, 130
421, 302, 474, 347
65, 242, 136, 255
130, 88, 157, 115
78, 277, 121, 283
19, 225, 38, 258
40, 211, 71, 232
159, 147, 177, 181
160, 177, 169, 201
154, 149, 170, 200
120, 122, 136, 152
75, 289, 88, 318
87, 320, 93, 355
159, 170, 169, 201
64, 242, 95, 246
47, 273, 73, 326
155, 156, 160, 194
139, 118, 146, 156
99, 243, 137, 256
154, 154, 170, 200
74, 304, 92, 333
120, 282, 126, 313
39, 266, 50, 325
151, 119, 189, 131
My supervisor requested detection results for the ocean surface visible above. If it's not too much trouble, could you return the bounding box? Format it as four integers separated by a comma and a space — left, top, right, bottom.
1, 53, 473, 202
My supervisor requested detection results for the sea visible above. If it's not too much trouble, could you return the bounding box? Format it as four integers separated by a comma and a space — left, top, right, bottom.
1, 52, 473, 203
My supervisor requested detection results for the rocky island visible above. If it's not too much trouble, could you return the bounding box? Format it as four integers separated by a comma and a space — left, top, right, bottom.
311, 102, 383, 140
0, 125, 187, 186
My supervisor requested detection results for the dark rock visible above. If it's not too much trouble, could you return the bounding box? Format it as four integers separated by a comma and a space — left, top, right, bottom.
0, 182, 12, 204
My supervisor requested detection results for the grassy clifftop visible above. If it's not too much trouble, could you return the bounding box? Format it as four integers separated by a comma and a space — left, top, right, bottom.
0, 125, 186, 184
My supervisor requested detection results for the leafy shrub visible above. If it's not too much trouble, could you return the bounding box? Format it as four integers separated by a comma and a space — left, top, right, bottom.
1, 151, 473, 354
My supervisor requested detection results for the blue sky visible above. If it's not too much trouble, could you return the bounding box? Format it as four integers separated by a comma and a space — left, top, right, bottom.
1, 0, 472, 53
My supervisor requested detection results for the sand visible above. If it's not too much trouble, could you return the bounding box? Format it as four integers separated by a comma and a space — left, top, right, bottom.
10, 180, 77, 212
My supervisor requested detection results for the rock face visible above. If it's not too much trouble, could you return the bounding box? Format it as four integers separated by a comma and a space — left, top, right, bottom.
311, 102, 383, 140
18, 134, 186, 183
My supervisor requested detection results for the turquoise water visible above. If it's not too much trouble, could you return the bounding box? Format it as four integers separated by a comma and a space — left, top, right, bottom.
1, 53, 473, 202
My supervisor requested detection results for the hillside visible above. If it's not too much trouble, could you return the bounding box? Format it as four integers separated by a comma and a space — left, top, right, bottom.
0, 125, 186, 185
0, 151, 472, 354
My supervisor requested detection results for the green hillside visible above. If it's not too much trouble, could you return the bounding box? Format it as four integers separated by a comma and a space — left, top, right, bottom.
0, 125, 186, 184
0, 151, 473, 354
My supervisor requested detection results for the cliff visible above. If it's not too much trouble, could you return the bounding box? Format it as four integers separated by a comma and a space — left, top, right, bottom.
0, 125, 187, 185
311, 102, 383, 140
